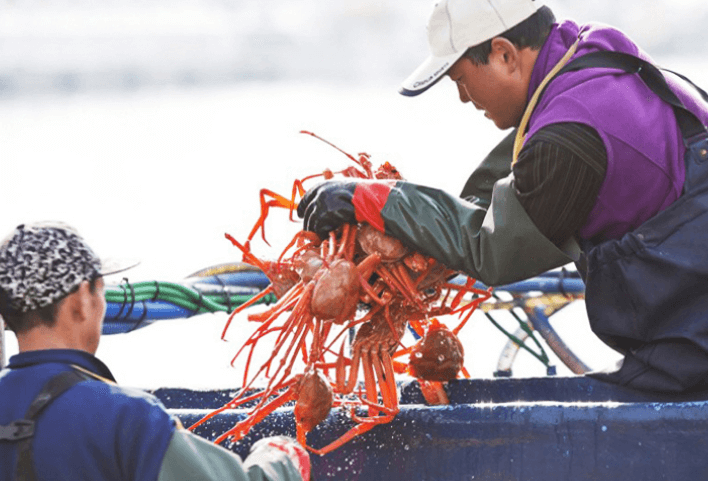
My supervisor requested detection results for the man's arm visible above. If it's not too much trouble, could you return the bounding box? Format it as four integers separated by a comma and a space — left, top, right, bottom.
460, 123, 606, 247
379, 176, 579, 285
157, 429, 308, 481
460, 128, 516, 205
513, 122, 607, 247
297, 122, 605, 285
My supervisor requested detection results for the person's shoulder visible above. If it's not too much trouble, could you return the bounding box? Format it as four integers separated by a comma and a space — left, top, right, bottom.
32, 375, 176, 481
68, 377, 174, 426
529, 123, 602, 145
49, 377, 176, 461
0, 363, 84, 412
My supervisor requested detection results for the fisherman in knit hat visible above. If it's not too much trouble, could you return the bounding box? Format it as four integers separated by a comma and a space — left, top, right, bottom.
0, 222, 310, 481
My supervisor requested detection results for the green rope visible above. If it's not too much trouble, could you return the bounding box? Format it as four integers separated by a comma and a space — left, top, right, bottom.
105, 281, 277, 315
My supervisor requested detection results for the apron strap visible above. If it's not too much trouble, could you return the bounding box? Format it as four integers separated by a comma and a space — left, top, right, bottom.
513, 48, 708, 164
558, 51, 708, 144
0, 369, 91, 481
512, 39, 580, 165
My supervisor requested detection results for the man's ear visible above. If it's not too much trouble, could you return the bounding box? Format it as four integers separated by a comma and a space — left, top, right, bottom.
62, 281, 93, 324
489, 37, 520, 73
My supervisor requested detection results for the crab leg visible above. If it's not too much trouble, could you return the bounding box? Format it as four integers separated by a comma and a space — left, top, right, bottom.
213, 379, 300, 445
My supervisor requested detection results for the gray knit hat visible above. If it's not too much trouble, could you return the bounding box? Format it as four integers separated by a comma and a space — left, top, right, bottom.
0, 222, 136, 313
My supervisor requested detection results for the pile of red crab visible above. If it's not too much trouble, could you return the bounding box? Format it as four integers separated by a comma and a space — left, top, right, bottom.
188, 132, 492, 455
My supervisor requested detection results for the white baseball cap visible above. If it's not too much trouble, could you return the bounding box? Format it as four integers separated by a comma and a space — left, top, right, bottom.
400, 0, 545, 96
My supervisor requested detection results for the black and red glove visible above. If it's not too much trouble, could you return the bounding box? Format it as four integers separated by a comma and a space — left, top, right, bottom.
296, 179, 396, 239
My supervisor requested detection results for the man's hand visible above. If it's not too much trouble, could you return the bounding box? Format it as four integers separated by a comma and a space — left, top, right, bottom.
249, 436, 311, 481
297, 180, 396, 239
296, 181, 358, 239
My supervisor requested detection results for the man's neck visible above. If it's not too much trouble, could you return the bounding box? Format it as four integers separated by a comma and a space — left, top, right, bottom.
17, 326, 84, 353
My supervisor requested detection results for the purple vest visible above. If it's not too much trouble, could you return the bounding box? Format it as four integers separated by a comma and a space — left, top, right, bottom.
526, 21, 708, 241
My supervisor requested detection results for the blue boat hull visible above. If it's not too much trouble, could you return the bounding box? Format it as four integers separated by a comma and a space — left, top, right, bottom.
157, 377, 708, 480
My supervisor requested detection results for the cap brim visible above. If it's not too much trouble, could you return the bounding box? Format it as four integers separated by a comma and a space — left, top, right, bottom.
99, 258, 140, 277
399, 50, 465, 97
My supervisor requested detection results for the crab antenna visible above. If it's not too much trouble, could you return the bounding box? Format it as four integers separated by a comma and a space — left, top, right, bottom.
300, 130, 358, 164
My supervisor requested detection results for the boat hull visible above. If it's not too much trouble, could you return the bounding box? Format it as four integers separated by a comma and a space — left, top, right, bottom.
158, 376, 708, 480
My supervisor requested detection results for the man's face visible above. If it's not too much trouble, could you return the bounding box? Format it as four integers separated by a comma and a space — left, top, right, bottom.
446, 50, 527, 130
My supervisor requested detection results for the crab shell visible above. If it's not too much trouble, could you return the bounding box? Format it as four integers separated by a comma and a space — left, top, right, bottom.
408, 322, 464, 382
310, 258, 360, 324
294, 369, 333, 433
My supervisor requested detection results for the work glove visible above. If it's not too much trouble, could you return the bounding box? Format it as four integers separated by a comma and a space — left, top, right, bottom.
246, 436, 311, 481
296, 179, 395, 239
297, 177, 576, 286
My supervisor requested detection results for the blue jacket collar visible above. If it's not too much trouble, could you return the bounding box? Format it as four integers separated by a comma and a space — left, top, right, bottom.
7, 349, 117, 382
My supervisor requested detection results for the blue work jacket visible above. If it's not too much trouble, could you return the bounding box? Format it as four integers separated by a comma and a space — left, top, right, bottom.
0, 349, 175, 481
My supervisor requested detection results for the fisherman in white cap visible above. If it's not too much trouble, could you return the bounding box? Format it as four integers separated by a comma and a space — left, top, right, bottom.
298, 0, 708, 393
0, 222, 311, 481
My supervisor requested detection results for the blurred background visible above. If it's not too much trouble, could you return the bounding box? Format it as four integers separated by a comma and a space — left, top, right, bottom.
3, 0, 707, 279
1, 0, 706, 387
1, 0, 706, 97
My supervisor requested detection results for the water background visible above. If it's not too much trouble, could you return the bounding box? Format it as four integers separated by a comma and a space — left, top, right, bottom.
2, 0, 707, 388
